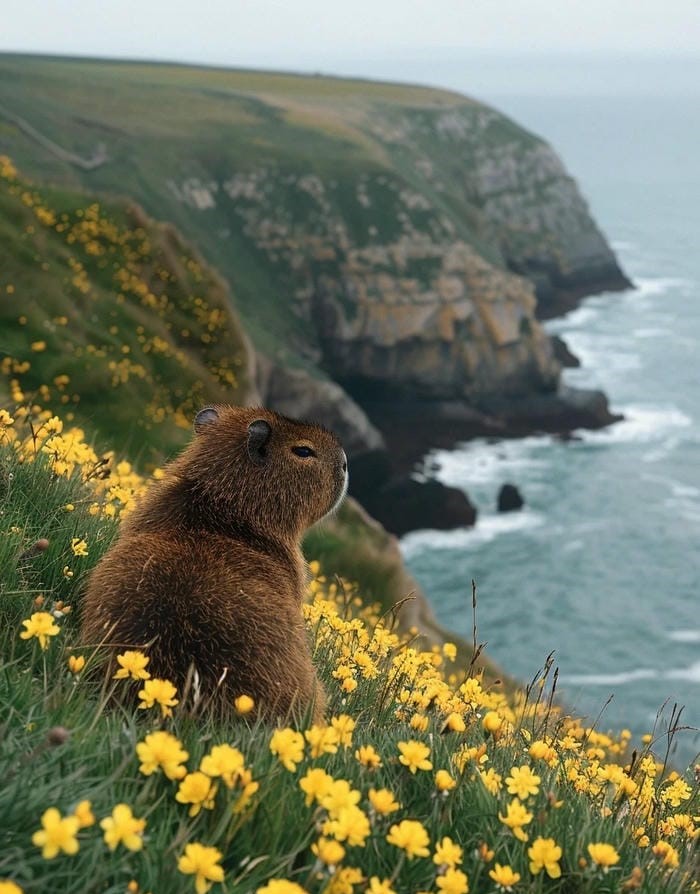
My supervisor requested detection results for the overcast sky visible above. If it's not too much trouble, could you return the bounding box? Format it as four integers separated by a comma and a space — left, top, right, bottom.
2, 0, 700, 69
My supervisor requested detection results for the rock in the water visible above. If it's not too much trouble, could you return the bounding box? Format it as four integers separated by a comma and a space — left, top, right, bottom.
497, 483, 524, 512
550, 335, 581, 368
359, 477, 477, 538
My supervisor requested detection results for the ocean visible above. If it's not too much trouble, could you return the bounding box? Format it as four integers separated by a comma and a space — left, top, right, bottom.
400, 76, 700, 768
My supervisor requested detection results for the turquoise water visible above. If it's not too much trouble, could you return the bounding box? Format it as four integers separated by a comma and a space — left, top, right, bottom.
402, 89, 700, 767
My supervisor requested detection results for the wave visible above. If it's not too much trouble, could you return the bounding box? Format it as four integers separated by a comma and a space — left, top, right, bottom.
575, 405, 692, 446
633, 276, 691, 299
565, 660, 700, 686
400, 509, 544, 558
427, 436, 550, 490
667, 630, 700, 643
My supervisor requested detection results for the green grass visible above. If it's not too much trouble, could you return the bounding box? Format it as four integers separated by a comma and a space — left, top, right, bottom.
0, 405, 697, 894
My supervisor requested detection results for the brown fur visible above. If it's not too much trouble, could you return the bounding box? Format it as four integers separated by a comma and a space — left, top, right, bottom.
80, 404, 347, 723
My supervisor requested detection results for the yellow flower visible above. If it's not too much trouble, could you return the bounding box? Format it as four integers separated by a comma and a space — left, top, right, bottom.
0, 409, 15, 426
269, 727, 305, 771
488, 863, 520, 891
330, 714, 355, 747
443, 712, 466, 733
137, 678, 178, 717
529, 739, 557, 764
435, 769, 457, 792
436, 868, 469, 894
319, 779, 362, 818
113, 650, 151, 680
136, 730, 189, 780
73, 800, 95, 829
528, 837, 562, 878
368, 787, 401, 815
587, 842, 620, 872
255, 882, 307, 894
355, 745, 382, 769
305, 724, 340, 757
479, 768, 502, 796
322, 806, 371, 846
498, 798, 533, 842
386, 819, 430, 859
32, 807, 80, 859
660, 778, 692, 807
31, 340, 47, 352
200, 744, 245, 788
67, 655, 85, 674
70, 537, 88, 556
505, 765, 541, 799
234, 694, 255, 714
100, 804, 146, 852
0, 881, 24, 894
176, 772, 218, 817
398, 739, 433, 774
482, 711, 503, 734
20, 612, 60, 650
366, 878, 396, 894
178, 842, 225, 894
433, 836, 463, 868
651, 840, 679, 869
443, 642, 457, 661
311, 836, 345, 866
299, 767, 334, 806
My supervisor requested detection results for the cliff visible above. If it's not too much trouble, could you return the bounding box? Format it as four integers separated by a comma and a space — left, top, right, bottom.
0, 55, 630, 529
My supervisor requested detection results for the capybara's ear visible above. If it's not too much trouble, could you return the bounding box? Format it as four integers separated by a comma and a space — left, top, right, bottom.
247, 419, 272, 465
194, 406, 219, 433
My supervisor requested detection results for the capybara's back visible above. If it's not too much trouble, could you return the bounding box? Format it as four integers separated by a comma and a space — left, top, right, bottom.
81, 404, 348, 722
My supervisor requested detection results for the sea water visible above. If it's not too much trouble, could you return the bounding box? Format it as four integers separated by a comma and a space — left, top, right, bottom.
401, 82, 700, 767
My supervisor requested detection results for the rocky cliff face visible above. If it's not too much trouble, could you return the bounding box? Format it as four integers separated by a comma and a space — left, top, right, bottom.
0, 58, 630, 531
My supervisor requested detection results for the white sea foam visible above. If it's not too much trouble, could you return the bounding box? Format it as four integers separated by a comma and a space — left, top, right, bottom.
667, 630, 700, 643
400, 509, 544, 558
564, 668, 658, 686
634, 276, 690, 299
576, 405, 692, 446
665, 661, 700, 683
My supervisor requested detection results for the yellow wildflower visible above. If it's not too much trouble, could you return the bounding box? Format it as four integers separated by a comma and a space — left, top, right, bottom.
311, 836, 345, 866
355, 745, 382, 769
587, 842, 620, 872
200, 743, 245, 788
31, 341, 47, 352
269, 727, 305, 772
436, 868, 469, 894
113, 650, 151, 680
256, 882, 308, 894
137, 678, 178, 717
386, 819, 430, 859
498, 798, 533, 842
305, 724, 339, 757
488, 863, 520, 891
32, 808, 80, 859
322, 805, 370, 846
652, 840, 679, 869
20, 612, 60, 650
433, 836, 463, 868
0, 881, 23, 894
479, 768, 502, 796
331, 714, 355, 747
435, 769, 457, 792
100, 804, 146, 852
234, 694, 255, 714
366, 879, 396, 894
319, 779, 361, 818
67, 655, 85, 674
482, 711, 503, 734
299, 767, 334, 806
136, 730, 189, 780
178, 842, 225, 894
528, 837, 562, 878
176, 772, 218, 817
73, 800, 95, 829
660, 777, 692, 807
70, 537, 88, 556
505, 765, 541, 799
398, 739, 433, 774
443, 712, 466, 732
368, 787, 401, 815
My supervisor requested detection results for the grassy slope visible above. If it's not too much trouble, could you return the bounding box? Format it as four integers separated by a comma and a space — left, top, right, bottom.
0, 414, 697, 893
0, 54, 541, 368
0, 157, 250, 465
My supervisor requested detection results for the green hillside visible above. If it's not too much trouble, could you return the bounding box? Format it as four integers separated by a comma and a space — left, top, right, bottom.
0, 54, 626, 393
0, 155, 250, 465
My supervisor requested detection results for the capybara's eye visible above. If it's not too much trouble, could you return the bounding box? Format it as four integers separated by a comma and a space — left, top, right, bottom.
291, 445, 316, 458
